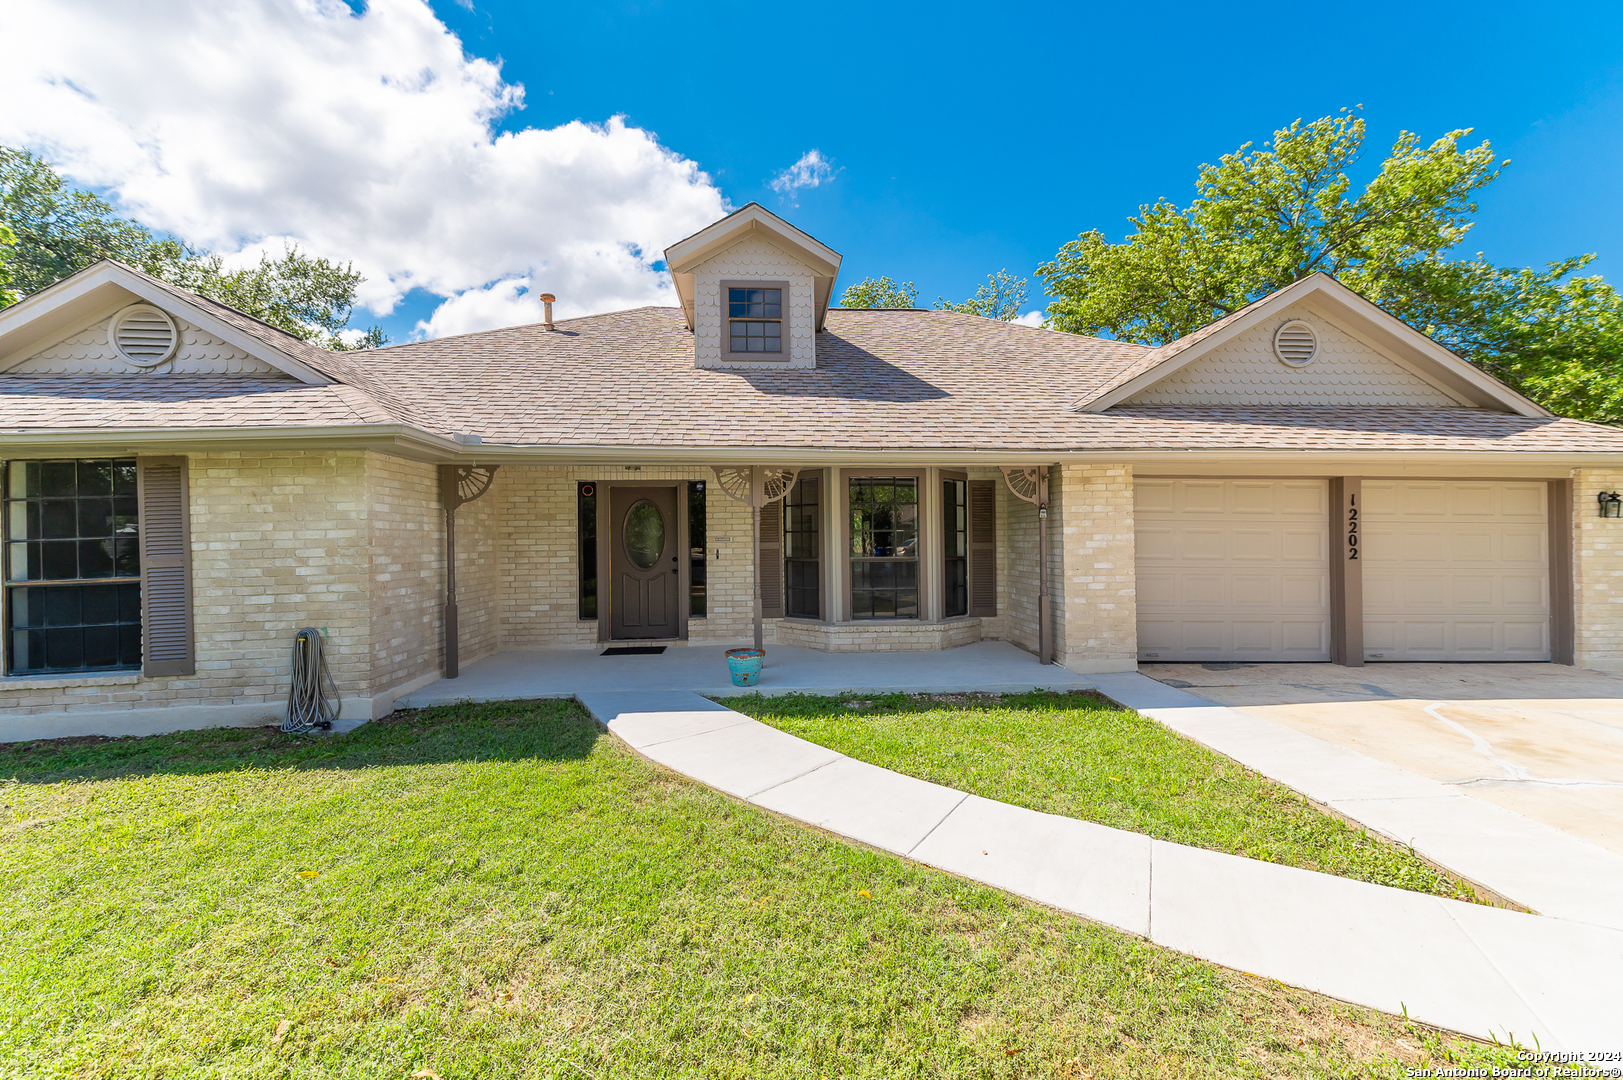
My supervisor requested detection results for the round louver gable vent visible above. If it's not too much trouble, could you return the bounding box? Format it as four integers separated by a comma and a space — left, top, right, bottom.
1272, 319, 1319, 367
110, 305, 180, 368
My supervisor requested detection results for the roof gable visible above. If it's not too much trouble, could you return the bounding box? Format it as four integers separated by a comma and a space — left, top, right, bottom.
1123, 299, 1462, 408
663, 203, 843, 332
1077, 274, 1549, 418
6, 309, 292, 377
0, 261, 330, 383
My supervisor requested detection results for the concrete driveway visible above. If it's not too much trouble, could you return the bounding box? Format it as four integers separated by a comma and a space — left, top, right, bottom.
1142, 662, 1623, 856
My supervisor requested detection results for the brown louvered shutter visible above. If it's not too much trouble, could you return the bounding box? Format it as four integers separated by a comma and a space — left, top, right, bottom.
137, 457, 194, 676
758, 504, 785, 619
968, 480, 997, 617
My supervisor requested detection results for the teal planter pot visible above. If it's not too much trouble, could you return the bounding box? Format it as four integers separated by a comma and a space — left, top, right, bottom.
725, 647, 764, 687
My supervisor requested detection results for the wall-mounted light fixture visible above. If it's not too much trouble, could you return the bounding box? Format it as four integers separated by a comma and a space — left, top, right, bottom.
1600, 491, 1622, 518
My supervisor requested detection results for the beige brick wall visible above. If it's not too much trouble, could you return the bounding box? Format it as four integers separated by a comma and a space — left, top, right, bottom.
1574, 468, 1623, 673
776, 617, 982, 653
1052, 464, 1137, 673
366, 455, 443, 692
497, 466, 757, 648
2, 450, 373, 719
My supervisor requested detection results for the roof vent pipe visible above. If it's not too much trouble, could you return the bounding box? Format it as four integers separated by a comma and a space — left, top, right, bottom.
540, 292, 556, 331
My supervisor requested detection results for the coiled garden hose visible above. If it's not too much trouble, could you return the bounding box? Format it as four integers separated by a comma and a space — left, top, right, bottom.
283, 627, 340, 734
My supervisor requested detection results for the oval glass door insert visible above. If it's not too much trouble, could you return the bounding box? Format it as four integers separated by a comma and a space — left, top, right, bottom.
623, 499, 665, 570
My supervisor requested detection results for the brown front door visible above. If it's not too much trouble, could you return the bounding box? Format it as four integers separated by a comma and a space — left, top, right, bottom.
609, 485, 681, 639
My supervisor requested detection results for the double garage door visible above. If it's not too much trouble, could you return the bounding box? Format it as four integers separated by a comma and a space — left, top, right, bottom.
1136, 479, 1550, 662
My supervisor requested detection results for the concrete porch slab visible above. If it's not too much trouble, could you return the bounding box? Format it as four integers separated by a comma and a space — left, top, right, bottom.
397, 640, 1093, 709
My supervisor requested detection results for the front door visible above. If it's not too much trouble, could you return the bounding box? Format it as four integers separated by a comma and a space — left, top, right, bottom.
609, 485, 681, 639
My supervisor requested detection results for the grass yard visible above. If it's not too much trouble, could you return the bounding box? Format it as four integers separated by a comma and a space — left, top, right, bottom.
0, 699, 1516, 1078
731, 691, 1481, 902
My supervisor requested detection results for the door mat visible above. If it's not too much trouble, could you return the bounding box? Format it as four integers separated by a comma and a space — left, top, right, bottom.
601, 646, 667, 656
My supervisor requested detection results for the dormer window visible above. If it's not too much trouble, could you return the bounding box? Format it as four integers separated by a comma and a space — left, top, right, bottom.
728, 287, 782, 354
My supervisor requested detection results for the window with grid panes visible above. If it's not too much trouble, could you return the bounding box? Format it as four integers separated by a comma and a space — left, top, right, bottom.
848, 477, 918, 619
943, 478, 968, 618
783, 476, 819, 618
5, 460, 142, 675
728, 287, 782, 353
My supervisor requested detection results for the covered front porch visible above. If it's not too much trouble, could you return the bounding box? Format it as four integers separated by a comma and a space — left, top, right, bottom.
395, 640, 1092, 709
433, 460, 1082, 667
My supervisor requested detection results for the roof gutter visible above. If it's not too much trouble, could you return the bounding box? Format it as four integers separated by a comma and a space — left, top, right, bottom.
3, 426, 1620, 471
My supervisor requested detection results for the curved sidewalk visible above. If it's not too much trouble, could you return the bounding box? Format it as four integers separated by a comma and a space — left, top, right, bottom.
577, 689, 1622, 1051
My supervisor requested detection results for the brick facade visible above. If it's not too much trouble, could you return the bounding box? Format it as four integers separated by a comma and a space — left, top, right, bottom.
1574, 468, 1623, 672
495, 466, 758, 648
1052, 464, 1138, 673
2, 451, 374, 731
16, 449, 1611, 735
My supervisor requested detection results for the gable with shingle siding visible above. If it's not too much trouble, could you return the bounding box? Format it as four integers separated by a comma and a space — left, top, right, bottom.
1124, 303, 1461, 408
4, 313, 291, 377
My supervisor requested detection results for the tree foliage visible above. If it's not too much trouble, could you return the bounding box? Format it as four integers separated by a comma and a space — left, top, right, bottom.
936, 269, 1028, 321
0, 146, 385, 350
840, 276, 920, 308
0, 224, 17, 307
1037, 109, 1623, 423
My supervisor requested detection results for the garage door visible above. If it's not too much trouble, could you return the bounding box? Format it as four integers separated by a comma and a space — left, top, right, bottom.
1362, 481, 1549, 661
1136, 479, 1330, 662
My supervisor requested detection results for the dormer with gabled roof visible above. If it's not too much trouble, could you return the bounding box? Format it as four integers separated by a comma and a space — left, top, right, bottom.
663, 203, 842, 369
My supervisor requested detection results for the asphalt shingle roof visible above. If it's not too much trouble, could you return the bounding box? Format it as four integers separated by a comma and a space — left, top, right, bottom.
4, 293, 1621, 455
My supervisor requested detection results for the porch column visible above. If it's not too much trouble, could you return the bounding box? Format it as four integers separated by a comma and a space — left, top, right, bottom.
439, 464, 498, 679
1053, 464, 1138, 673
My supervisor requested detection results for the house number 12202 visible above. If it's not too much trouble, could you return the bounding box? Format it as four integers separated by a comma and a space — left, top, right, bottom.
1346, 493, 1359, 560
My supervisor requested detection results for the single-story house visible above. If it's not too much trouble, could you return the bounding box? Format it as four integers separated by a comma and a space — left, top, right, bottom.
3, 203, 1622, 738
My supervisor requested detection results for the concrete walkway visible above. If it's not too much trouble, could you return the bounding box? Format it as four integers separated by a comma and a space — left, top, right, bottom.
579, 689, 1623, 1050
398, 640, 1090, 709
1092, 672, 1623, 933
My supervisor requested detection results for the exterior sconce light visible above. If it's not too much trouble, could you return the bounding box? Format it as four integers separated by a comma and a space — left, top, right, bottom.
1600, 491, 1623, 518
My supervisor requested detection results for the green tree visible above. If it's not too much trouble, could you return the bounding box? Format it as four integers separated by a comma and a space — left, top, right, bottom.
0, 146, 386, 350
1037, 108, 1623, 423
841, 276, 919, 308
936, 269, 1028, 321
0, 224, 17, 307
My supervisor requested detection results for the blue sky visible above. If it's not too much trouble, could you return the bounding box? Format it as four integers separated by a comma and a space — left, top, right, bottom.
353, 0, 1623, 341
8, 1, 1620, 343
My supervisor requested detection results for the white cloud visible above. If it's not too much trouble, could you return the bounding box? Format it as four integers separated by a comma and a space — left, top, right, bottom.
769, 149, 837, 205
414, 276, 539, 339
0, 0, 728, 336
1014, 310, 1048, 328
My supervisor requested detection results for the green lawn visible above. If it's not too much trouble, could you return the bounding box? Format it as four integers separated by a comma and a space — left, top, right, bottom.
730, 691, 1481, 902
0, 700, 1514, 1078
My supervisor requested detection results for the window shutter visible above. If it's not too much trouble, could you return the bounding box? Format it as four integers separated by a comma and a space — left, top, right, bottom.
968, 480, 997, 617
758, 504, 785, 619
137, 456, 194, 676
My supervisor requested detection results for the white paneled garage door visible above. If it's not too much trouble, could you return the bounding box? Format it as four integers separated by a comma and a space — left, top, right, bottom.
1136, 479, 1330, 662
1362, 481, 1550, 661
